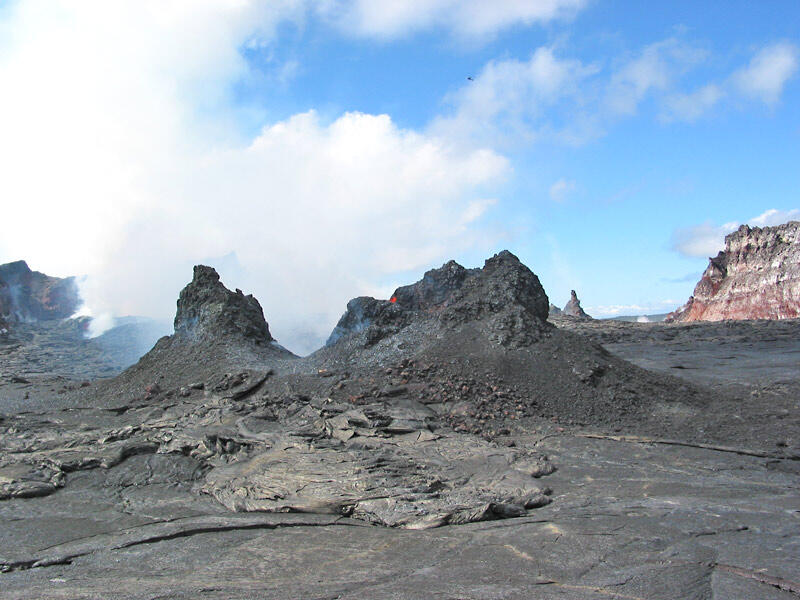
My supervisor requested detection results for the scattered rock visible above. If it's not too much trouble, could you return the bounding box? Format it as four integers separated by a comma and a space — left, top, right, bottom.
143, 383, 162, 400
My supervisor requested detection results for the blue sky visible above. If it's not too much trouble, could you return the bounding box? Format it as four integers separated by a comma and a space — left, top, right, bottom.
0, 1, 798, 351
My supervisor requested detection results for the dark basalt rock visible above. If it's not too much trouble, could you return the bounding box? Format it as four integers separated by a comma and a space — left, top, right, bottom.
91, 265, 293, 404
392, 260, 479, 311
0, 260, 80, 322
326, 297, 398, 346
440, 250, 550, 322
326, 250, 551, 348
174, 265, 273, 344
562, 290, 591, 319
438, 250, 551, 346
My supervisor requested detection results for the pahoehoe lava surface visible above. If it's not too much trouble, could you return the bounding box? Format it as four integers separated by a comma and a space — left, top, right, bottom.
1, 251, 798, 599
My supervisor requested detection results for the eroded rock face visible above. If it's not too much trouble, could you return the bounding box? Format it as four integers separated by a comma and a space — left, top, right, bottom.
562, 290, 591, 319
669, 221, 800, 322
326, 297, 403, 346
0, 260, 80, 322
174, 265, 273, 343
549, 302, 562, 316
327, 250, 551, 348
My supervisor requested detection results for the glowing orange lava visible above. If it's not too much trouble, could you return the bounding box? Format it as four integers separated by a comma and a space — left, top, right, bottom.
390, 296, 397, 303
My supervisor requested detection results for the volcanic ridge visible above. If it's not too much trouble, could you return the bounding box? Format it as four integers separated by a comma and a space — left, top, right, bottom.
1, 250, 732, 536
0, 260, 79, 323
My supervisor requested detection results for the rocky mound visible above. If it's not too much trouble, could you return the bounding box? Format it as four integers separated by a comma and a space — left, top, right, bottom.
92, 265, 295, 402
325, 250, 551, 351
548, 302, 562, 316
562, 289, 591, 319
325, 296, 407, 347
174, 265, 274, 343
668, 221, 800, 322
313, 251, 711, 438
0, 260, 80, 322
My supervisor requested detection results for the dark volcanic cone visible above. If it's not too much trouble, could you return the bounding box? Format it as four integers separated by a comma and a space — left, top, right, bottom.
92, 265, 295, 404
313, 250, 712, 437
325, 250, 551, 350
174, 265, 274, 343
392, 259, 479, 310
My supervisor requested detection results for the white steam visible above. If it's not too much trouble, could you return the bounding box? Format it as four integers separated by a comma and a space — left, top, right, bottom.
0, 2, 508, 354
72, 303, 116, 339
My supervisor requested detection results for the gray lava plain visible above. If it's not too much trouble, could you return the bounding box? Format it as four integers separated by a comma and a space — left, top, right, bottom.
1, 252, 798, 599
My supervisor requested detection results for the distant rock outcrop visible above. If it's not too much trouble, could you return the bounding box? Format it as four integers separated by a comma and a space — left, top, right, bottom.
548, 302, 562, 316
562, 290, 591, 319
668, 221, 800, 322
0, 260, 80, 322
174, 265, 274, 344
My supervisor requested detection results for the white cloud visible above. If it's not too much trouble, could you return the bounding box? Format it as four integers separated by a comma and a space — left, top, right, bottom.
663, 42, 799, 121
460, 198, 499, 225
750, 208, 800, 227
0, 1, 508, 354
586, 300, 679, 317
732, 42, 799, 105
430, 46, 600, 146
670, 221, 739, 258
549, 178, 576, 202
428, 37, 797, 151
432, 37, 720, 148
320, 0, 587, 39
606, 38, 707, 116
662, 83, 724, 122
671, 208, 800, 258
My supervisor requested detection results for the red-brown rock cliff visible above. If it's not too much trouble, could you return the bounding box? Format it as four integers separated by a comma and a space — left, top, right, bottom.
668, 221, 800, 322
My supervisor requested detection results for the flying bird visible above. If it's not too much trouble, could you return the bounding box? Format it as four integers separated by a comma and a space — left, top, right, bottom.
467, 76, 474, 81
